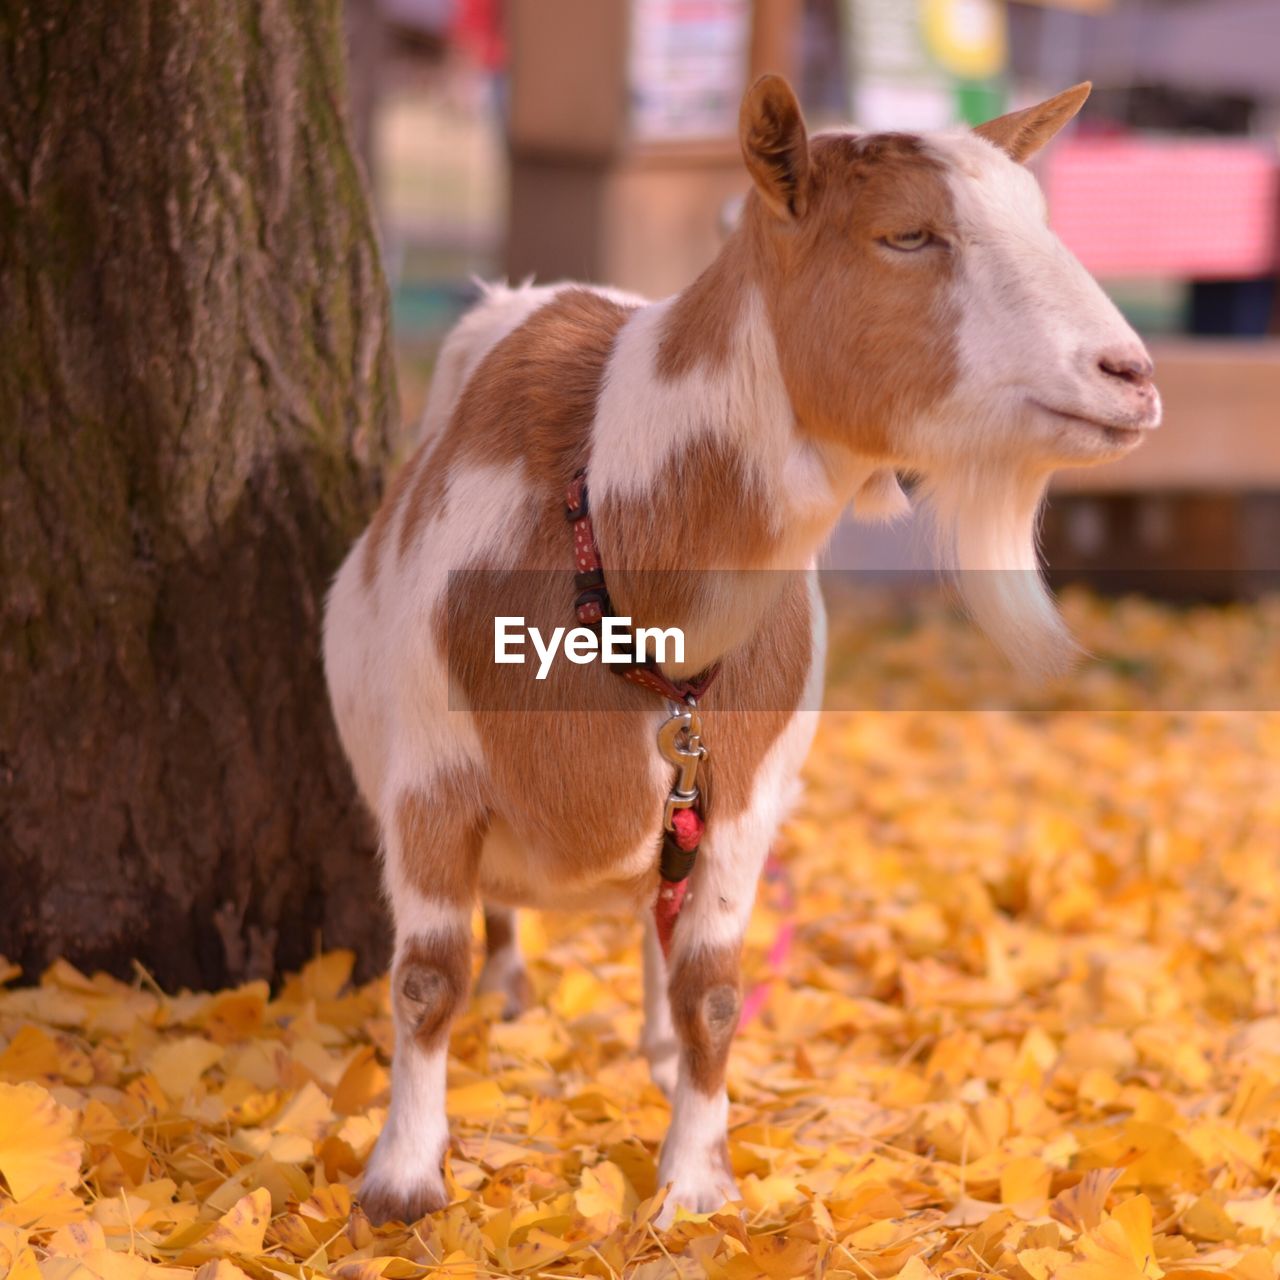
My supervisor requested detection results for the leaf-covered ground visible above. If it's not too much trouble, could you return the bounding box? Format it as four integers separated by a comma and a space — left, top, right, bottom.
4, 593, 1280, 1280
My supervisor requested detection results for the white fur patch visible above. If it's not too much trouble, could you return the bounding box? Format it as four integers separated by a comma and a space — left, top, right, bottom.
894, 131, 1158, 676
362, 1040, 450, 1202
851, 468, 912, 524
592, 291, 870, 554
921, 130, 1154, 456
641, 913, 678, 1096
656, 1083, 737, 1225
670, 573, 825, 959
325, 458, 533, 819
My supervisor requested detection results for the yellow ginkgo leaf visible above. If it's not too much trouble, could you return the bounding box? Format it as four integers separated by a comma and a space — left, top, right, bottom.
444, 1079, 505, 1120
505, 1227, 575, 1271
299, 1181, 352, 1222
283, 951, 355, 1003
5, 1247, 42, 1280
202, 1188, 272, 1257
573, 1161, 636, 1224
73, 1250, 172, 1280
332, 1046, 389, 1116
1001, 1155, 1052, 1208
272, 1079, 333, 1139
891, 1259, 937, 1280
1018, 1246, 1072, 1280
0, 1182, 85, 1231
1051, 1168, 1125, 1234
0, 1025, 62, 1079
148, 1036, 223, 1101
46, 1219, 105, 1257
1060, 1196, 1164, 1280
0, 1081, 83, 1200
746, 1232, 823, 1279
266, 1211, 322, 1259
0, 1222, 28, 1273
193, 1262, 255, 1280
1181, 1194, 1237, 1244
199, 984, 268, 1044
1223, 1191, 1280, 1239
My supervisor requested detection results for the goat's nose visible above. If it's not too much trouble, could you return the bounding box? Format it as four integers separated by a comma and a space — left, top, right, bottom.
1097, 348, 1155, 388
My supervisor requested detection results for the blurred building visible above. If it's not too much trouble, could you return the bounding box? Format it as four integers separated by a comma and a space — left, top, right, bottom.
352, 0, 1280, 581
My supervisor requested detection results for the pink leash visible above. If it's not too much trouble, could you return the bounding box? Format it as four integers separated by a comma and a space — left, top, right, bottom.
739, 851, 797, 1026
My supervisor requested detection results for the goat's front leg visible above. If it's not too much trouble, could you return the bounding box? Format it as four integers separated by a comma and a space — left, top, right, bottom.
361, 787, 482, 1225
655, 818, 773, 1224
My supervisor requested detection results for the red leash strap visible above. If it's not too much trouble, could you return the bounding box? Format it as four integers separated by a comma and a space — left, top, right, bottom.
654, 808, 703, 955
566, 471, 716, 955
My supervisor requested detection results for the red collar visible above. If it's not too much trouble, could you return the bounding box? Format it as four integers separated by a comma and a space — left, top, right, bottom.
565, 472, 720, 703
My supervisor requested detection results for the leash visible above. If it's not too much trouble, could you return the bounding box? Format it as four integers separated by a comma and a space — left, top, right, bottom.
565, 471, 719, 957
738, 851, 797, 1026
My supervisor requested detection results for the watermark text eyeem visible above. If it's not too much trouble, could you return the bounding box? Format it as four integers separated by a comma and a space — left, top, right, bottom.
494, 616, 684, 679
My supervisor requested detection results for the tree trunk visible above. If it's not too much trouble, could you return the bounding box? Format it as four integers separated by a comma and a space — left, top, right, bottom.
0, 1, 397, 988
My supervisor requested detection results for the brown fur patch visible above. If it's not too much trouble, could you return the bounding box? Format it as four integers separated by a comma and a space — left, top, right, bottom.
760, 133, 959, 455
439, 567, 812, 889
655, 235, 751, 381
657, 131, 960, 458
974, 82, 1091, 163
740, 74, 811, 221
483, 906, 515, 956
396, 928, 470, 1052
368, 287, 639, 579
695, 572, 814, 816
426, 288, 635, 483
668, 943, 742, 1094
399, 449, 448, 561
395, 780, 485, 906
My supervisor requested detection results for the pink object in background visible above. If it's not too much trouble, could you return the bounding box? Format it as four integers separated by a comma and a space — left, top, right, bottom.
1043, 138, 1280, 280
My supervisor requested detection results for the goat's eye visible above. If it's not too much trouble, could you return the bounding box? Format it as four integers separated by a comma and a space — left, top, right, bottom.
882, 230, 931, 252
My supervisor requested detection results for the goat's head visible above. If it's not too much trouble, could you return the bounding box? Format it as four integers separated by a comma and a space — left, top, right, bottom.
739, 75, 1161, 675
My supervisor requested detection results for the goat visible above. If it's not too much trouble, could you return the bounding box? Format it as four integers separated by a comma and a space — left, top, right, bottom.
323, 75, 1160, 1225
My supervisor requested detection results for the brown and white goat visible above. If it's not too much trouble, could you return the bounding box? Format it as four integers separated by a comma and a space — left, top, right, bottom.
323, 76, 1159, 1225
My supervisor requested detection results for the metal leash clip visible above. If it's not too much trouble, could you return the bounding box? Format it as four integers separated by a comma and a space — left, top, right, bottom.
657, 698, 707, 831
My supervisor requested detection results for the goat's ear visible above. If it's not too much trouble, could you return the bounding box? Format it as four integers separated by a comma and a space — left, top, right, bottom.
740, 74, 810, 220
974, 82, 1091, 163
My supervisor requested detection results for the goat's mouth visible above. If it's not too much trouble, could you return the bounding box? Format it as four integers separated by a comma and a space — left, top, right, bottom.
1031, 401, 1151, 448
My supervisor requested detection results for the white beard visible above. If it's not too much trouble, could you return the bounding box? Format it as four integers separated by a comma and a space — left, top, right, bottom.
919, 460, 1079, 680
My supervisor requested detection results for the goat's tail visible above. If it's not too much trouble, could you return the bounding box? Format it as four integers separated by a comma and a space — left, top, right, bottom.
414, 276, 549, 448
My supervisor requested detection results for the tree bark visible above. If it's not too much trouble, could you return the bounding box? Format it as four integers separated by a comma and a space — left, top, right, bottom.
0, 1, 396, 987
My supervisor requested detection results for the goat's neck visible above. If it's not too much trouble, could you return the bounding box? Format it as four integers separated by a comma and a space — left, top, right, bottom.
589, 253, 878, 671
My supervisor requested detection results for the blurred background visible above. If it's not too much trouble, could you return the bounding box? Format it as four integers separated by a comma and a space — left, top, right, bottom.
8, 0, 1274, 988
347, 0, 1279, 588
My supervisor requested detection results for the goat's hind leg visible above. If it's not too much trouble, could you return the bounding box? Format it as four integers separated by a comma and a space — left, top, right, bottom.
641, 912, 679, 1097
475, 904, 534, 1020
361, 785, 483, 1225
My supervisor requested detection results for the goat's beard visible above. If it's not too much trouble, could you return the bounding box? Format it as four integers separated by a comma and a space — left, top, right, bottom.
918, 460, 1079, 680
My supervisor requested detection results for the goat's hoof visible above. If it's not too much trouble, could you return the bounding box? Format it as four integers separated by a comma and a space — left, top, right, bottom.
359, 1176, 449, 1226
476, 964, 534, 1021
654, 1173, 740, 1228
655, 1139, 738, 1227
